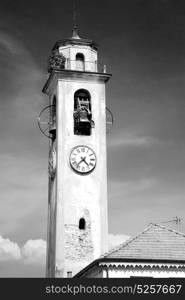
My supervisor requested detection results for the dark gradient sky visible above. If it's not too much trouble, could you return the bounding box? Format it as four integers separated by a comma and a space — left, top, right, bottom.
0, 0, 185, 276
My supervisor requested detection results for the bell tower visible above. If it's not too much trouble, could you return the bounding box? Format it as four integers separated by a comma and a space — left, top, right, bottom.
41, 26, 111, 277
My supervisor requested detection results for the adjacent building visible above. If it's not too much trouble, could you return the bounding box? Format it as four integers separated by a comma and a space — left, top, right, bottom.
74, 223, 185, 278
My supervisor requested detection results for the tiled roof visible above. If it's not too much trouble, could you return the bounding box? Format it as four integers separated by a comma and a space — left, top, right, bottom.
104, 223, 185, 261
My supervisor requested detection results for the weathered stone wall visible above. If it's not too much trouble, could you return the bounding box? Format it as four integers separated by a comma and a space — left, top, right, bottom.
64, 209, 94, 261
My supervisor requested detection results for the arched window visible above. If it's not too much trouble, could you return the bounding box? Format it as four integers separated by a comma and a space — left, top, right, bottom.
73, 89, 93, 136
76, 53, 85, 71
79, 218, 86, 230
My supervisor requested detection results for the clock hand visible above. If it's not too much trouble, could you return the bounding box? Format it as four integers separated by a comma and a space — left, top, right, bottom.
81, 157, 89, 166
77, 157, 89, 167
77, 157, 87, 167
77, 158, 84, 167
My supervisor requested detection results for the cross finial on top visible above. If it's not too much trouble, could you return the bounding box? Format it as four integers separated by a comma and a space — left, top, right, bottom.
72, 0, 80, 39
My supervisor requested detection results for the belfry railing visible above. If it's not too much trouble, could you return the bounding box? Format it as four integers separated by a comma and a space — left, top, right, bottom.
65, 59, 106, 73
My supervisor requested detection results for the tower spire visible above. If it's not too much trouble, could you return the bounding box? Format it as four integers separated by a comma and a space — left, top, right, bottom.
72, 0, 80, 39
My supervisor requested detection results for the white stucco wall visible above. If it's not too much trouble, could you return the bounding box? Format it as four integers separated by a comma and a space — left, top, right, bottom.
59, 45, 98, 72
53, 75, 108, 277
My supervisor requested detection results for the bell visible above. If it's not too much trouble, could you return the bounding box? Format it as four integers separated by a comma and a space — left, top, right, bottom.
49, 122, 56, 138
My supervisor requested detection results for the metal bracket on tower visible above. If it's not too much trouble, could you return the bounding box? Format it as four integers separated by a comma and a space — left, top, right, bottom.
106, 107, 114, 133
37, 105, 56, 139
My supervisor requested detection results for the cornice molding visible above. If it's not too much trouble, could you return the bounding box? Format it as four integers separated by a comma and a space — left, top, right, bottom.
42, 70, 112, 95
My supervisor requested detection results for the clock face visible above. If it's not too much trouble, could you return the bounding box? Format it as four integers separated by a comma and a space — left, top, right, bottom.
69, 145, 96, 175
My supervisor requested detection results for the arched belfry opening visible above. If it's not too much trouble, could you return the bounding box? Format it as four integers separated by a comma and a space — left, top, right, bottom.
76, 53, 85, 71
79, 218, 86, 230
73, 89, 94, 135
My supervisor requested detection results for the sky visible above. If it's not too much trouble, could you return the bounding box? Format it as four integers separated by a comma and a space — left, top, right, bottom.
0, 0, 185, 277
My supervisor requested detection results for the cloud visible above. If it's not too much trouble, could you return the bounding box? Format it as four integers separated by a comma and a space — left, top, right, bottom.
0, 31, 47, 240
0, 232, 130, 273
108, 233, 130, 251
0, 30, 44, 134
0, 236, 46, 266
108, 178, 156, 200
0, 236, 21, 261
108, 132, 160, 148
21, 239, 46, 265
0, 152, 47, 237
0, 31, 30, 56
